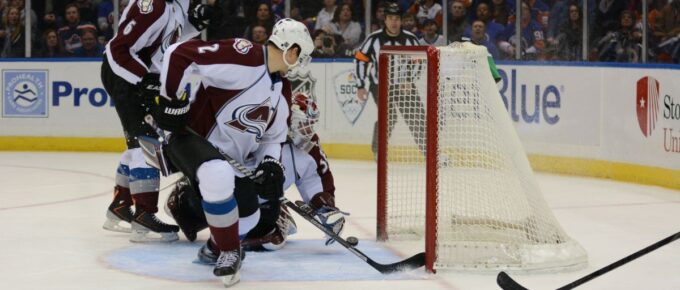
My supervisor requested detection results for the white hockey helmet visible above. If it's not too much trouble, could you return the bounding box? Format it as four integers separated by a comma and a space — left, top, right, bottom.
289, 92, 319, 142
268, 18, 314, 70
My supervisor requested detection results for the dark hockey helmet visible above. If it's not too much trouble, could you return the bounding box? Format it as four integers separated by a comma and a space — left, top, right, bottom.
384, 2, 402, 17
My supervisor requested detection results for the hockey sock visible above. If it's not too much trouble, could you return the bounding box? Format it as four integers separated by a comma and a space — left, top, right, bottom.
128, 148, 160, 213
202, 196, 240, 252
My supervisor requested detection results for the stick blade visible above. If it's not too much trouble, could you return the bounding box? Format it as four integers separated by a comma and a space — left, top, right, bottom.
497, 271, 530, 290
373, 252, 426, 274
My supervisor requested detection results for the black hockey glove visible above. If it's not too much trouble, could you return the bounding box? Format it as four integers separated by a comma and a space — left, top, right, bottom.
188, 1, 215, 30
253, 156, 285, 201
138, 73, 161, 109
150, 94, 190, 132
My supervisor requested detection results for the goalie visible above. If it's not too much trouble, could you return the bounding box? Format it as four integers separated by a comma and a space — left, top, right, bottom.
165, 93, 348, 251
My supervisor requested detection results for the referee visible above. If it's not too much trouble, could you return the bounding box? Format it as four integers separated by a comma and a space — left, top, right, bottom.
354, 2, 424, 158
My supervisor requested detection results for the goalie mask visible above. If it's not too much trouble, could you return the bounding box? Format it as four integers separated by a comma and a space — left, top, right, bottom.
268, 18, 314, 71
289, 93, 319, 143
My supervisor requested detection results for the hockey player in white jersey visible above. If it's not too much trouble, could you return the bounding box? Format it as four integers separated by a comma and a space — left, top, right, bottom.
146, 19, 313, 287
164, 93, 348, 252
101, 0, 216, 242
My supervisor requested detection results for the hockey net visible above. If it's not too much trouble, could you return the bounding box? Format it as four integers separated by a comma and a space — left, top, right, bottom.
376, 43, 587, 273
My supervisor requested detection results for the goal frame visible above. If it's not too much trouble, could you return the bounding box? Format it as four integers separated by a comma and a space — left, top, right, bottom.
376, 45, 439, 273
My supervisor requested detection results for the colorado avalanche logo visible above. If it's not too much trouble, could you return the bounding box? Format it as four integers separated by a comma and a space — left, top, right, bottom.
233, 39, 253, 55
636, 76, 660, 137
226, 98, 273, 141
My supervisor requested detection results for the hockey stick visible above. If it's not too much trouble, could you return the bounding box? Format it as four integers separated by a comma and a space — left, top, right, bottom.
143, 115, 425, 274
281, 197, 426, 274
497, 231, 680, 290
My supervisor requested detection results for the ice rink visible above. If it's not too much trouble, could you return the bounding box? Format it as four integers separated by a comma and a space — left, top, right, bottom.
1, 152, 679, 290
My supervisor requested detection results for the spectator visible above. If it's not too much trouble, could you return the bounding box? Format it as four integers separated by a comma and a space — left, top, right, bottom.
41, 11, 61, 32
73, 29, 103, 57
311, 29, 339, 58
464, 2, 505, 43
470, 19, 500, 58
408, 0, 443, 27
36, 28, 66, 58
594, 0, 629, 40
372, 1, 386, 32
324, 3, 363, 48
243, 2, 277, 41
497, 1, 546, 59
4, 0, 37, 34
553, 3, 585, 60
74, 0, 97, 24
448, 0, 469, 43
419, 19, 446, 46
315, 0, 337, 31
1, 6, 29, 57
491, 0, 510, 25
402, 13, 420, 38
97, 0, 114, 42
58, 3, 97, 54
596, 10, 643, 62
655, 1, 680, 62
546, 0, 569, 44
251, 24, 268, 45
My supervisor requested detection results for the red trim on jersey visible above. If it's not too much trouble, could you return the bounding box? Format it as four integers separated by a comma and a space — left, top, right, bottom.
307, 135, 335, 195
108, 0, 167, 81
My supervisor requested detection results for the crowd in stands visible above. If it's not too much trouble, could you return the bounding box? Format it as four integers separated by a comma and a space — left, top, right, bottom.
1, 0, 679, 63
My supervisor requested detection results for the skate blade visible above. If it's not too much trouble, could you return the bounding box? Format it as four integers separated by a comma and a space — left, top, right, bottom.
221, 272, 240, 288
103, 212, 132, 233
129, 228, 179, 243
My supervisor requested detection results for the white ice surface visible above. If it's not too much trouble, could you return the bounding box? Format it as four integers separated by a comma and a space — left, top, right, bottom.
1, 152, 679, 290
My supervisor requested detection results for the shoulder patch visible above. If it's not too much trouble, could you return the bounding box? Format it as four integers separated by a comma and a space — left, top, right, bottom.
233, 38, 253, 55
138, 0, 154, 14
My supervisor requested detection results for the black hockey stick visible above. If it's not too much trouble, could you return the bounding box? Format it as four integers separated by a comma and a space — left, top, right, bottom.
497, 231, 680, 290
143, 115, 426, 274
281, 196, 426, 274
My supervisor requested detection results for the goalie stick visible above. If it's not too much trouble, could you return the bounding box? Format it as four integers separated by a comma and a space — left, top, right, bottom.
142, 115, 426, 274
497, 231, 680, 290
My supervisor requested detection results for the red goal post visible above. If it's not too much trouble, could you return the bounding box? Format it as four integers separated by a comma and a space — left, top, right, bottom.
376, 43, 587, 274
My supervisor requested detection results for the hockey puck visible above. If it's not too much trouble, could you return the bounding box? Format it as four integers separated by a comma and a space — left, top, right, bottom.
346, 236, 359, 246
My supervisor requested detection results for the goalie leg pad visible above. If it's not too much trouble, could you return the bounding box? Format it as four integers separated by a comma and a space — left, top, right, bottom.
165, 177, 208, 241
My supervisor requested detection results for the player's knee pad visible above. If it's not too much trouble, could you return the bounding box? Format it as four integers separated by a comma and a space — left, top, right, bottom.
196, 159, 235, 203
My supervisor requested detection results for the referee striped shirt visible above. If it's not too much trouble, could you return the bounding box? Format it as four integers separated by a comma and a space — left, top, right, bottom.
354, 29, 420, 89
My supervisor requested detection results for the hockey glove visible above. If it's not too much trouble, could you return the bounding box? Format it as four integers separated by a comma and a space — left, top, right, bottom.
138, 73, 161, 109
302, 192, 349, 246
150, 93, 190, 132
188, 2, 215, 30
253, 156, 285, 201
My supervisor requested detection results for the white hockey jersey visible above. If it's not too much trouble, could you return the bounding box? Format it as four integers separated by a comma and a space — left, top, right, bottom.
160, 38, 290, 173
282, 134, 336, 202
106, 0, 200, 84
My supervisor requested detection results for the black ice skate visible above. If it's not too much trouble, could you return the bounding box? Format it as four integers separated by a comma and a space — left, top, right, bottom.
197, 240, 219, 265
102, 186, 134, 233
214, 247, 243, 287
130, 210, 179, 242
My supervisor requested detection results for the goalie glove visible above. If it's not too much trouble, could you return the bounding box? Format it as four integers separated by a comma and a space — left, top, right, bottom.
299, 192, 349, 246
253, 156, 285, 201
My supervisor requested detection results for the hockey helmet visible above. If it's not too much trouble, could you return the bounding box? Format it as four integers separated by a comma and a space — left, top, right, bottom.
289, 92, 319, 141
268, 18, 314, 70
384, 2, 402, 17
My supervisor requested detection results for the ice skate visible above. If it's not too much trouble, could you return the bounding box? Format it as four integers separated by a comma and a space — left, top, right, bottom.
214, 248, 243, 287
102, 186, 133, 233
130, 210, 179, 242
